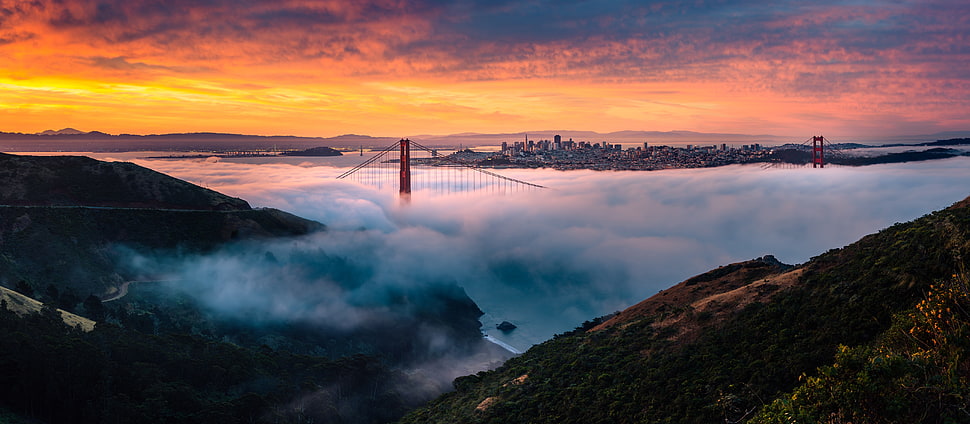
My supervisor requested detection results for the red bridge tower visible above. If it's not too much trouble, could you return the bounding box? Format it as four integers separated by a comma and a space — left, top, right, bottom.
399, 138, 411, 199
812, 135, 825, 168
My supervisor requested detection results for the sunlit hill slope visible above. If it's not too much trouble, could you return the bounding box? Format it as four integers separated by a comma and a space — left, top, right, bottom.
401, 195, 970, 423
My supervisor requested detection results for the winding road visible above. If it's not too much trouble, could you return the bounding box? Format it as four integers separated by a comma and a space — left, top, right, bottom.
101, 280, 169, 302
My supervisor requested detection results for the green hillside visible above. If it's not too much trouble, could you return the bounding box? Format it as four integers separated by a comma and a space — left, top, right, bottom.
0, 303, 416, 424
400, 197, 970, 423
0, 153, 323, 297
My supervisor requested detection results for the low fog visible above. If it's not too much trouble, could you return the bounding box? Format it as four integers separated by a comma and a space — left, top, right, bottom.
129, 155, 970, 351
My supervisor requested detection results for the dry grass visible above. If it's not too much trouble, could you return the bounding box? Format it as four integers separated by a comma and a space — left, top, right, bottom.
0, 286, 95, 332
591, 259, 806, 347
691, 268, 805, 315
650, 268, 805, 344
475, 396, 499, 413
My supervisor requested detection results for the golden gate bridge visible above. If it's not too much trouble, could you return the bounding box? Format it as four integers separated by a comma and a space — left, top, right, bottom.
337, 138, 545, 199
339, 136, 841, 197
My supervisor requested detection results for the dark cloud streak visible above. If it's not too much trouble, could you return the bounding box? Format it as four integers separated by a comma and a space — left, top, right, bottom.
86, 55, 211, 73
12, 0, 966, 86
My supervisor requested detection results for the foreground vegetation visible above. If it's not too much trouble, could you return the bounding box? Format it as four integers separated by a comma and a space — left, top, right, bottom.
755, 273, 970, 423
0, 301, 420, 423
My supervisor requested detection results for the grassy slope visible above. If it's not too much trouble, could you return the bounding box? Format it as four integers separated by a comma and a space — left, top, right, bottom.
0, 286, 94, 331
400, 197, 970, 424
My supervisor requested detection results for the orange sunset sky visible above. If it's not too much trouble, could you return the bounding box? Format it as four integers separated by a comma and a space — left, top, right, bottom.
0, 0, 967, 139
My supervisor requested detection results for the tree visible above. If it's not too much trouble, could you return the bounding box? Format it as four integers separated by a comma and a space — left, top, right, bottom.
56, 289, 81, 313
14, 280, 33, 297
45, 284, 60, 303
82, 295, 105, 322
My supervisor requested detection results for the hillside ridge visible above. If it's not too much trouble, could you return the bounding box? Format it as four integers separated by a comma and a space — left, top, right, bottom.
400, 194, 970, 423
0, 153, 323, 298
0, 153, 250, 210
591, 255, 793, 334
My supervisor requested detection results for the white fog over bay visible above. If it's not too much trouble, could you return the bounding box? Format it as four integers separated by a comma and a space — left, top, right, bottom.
99, 153, 970, 352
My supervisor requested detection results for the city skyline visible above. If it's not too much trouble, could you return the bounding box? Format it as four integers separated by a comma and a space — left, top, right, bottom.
0, 1, 968, 139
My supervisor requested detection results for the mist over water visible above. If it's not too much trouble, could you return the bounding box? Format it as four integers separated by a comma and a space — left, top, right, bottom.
129, 155, 970, 351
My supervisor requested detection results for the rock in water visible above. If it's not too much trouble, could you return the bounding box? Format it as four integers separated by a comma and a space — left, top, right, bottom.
496, 321, 517, 332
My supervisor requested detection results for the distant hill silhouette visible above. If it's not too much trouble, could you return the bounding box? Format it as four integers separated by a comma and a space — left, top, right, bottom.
3, 128, 969, 153
0, 153, 250, 210
0, 153, 322, 297
0, 130, 399, 151
280, 146, 342, 156
37, 128, 86, 136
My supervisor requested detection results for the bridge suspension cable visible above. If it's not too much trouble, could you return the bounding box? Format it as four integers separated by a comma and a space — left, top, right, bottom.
794, 135, 848, 168
408, 140, 546, 190
336, 139, 546, 197
336, 142, 400, 180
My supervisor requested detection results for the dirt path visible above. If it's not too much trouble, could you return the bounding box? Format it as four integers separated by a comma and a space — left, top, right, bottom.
101, 281, 134, 302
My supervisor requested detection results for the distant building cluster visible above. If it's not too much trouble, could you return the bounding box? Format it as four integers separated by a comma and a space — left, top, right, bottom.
483, 135, 772, 171
500, 134, 623, 155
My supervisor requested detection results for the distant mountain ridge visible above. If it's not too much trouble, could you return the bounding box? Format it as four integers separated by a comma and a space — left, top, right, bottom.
0, 129, 404, 152
36, 128, 87, 136
4, 128, 969, 152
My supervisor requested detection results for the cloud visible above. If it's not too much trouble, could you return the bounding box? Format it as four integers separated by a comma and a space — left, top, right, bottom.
1, 0, 968, 137
130, 155, 970, 351
6, 0, 966, 83
86, 56, 211, 74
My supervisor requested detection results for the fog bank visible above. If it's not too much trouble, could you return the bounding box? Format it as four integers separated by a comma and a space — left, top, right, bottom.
133, 156, 970, 350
